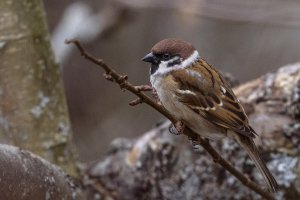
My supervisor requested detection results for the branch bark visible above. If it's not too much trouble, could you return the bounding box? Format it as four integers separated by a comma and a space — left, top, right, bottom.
0, 144, 82, 200
66, 39, 283, 199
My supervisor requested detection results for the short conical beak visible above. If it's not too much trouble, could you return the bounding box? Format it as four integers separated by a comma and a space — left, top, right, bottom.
142, 52, 156, 63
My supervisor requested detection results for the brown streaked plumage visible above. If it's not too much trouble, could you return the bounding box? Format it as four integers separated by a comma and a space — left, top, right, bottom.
172, 59, 257, 138
142, 38, 278, 192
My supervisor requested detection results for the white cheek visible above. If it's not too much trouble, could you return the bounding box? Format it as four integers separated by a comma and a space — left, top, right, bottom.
150, 50, 200, 87
158, 61, 169, 71
152, 50, 200, 78
153, 60, 176, 78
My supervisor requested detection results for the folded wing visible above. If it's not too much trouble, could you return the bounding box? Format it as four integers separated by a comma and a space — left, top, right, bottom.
172, 60, 257, 138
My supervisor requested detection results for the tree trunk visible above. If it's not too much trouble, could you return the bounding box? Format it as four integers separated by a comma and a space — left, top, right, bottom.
0, 0, 75, 174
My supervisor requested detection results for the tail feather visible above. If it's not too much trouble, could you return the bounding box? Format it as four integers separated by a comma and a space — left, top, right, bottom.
236, 135, 279, 192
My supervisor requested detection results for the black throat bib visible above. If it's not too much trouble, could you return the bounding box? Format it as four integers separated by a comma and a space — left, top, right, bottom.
150, 64, 159, 74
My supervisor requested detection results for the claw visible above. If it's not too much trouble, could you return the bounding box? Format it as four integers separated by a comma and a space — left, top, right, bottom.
169, 126, 180, 135
169, 121, 185, 135
189, 137, 206, 151
191, 140, 201, 150
151, 89, 161, 104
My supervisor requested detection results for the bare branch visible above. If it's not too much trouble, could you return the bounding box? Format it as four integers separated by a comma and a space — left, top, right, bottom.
129, 98, 143, 106
65, 39, 275, 200
134, 85, 153, 92
103, 73, 114, 82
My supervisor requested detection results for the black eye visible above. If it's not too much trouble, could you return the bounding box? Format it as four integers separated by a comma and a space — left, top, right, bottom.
162, 53, 171, 60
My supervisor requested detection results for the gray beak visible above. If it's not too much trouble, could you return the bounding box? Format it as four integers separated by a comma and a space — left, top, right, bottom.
142, 52, 158, 64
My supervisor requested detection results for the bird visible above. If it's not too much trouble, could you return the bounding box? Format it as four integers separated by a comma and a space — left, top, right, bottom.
141, 38, 278, 192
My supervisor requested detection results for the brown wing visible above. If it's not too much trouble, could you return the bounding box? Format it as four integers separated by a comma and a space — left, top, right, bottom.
172, 59, 257, 138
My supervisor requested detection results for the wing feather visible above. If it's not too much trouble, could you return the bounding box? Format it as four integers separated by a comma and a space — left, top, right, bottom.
173, 60, 257, 138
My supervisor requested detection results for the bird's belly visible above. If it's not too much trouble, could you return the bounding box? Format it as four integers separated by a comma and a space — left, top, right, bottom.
153, 79, 225, 140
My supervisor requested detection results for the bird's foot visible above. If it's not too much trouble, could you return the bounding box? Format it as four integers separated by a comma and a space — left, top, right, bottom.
169, 121, 185, 135
151, 88, 161, 104
189, 137, 207, 151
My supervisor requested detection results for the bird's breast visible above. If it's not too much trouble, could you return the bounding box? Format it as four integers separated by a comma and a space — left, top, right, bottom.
151, 74, 187, 119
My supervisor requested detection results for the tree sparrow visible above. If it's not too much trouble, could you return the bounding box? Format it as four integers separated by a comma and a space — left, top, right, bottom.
142, 38, 278, 192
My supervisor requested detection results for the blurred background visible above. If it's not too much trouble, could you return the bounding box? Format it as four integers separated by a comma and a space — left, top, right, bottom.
43, 0, 300, 162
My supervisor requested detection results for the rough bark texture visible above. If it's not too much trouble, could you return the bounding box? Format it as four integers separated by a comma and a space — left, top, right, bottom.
0, 144, 81, 200
0, 0, 75, 173
82, 63, 300, 200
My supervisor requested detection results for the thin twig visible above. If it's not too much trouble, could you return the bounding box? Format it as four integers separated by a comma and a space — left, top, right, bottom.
129, 98, 143, 106
134, 85, 153, 92
65, 39, 275, 200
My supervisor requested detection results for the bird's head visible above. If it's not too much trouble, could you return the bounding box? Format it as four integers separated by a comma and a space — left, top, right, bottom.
142, 38, 199, 75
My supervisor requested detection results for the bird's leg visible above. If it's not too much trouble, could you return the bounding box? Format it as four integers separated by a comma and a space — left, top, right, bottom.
169, 121, 185, 135
189, 137, 207, 150
151, 88, 161, 105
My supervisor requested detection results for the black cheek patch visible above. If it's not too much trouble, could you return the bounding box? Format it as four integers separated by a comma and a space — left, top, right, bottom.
167, 58, 181, 67
150, 64, 159, 74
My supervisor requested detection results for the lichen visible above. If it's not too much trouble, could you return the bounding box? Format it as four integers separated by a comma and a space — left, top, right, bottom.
269, 154, 298, 187
30, 91, 50, 118
84, 117, 300, 199
57, 122, 70, 136
287, 80, 300, 118
283, 123, 300, 150
276, 63, 300, 97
